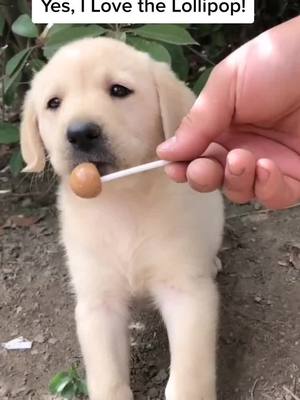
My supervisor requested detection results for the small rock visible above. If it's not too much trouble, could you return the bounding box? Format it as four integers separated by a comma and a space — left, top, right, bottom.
135, 394, 146, 400
254, 296, 262, 303
278, 260, 289, 267
253, 202, 262, 210
21, 198, 32, 208
147, 387, 159, 398
154, 369, 168, 383
16, 306, 22, 314
31, 349, 39, 355
34, 334, 45, 344
48, 338, 57, 345
0, 384, 9, 397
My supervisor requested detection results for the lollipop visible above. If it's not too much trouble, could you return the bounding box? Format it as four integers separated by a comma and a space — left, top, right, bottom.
70, 163, 102, 199
69, 160, 170, 199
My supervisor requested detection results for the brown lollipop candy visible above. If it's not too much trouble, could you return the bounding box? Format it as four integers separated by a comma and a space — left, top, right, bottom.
70, 163, 102, 198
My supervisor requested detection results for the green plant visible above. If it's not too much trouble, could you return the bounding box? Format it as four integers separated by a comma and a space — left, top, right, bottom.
49, 366, 88, 400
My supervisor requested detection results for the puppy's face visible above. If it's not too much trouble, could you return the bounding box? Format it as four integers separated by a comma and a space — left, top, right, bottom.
21, 38, 195, 177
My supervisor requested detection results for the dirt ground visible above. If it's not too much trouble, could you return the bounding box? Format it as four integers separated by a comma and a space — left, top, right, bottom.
0, 174, 300, 400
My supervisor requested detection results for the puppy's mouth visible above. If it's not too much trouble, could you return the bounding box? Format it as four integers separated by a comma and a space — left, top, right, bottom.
70, 160, 116, 177
91, 161, 114, 176
70, 154, 117, 177
68, 135, 117, 176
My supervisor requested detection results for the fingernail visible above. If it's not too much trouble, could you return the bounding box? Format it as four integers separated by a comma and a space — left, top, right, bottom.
228, 162, 245, 176
257, 166, 270, 182
227, 155, 245, 176
157, 136, 177, 153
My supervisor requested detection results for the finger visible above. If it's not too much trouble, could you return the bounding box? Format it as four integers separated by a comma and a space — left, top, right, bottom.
186, 158, 224, 193
157, 61, 236, 161
164, 142, 228, 184
255, 159, 300, 209
164, 162, 188, 183
223, 149, 256, 204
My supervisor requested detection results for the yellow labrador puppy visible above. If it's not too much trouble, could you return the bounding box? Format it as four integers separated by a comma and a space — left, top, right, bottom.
21, 38, 224, 400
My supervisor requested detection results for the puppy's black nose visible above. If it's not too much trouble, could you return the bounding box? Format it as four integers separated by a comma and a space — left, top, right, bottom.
67, 122, 102, 152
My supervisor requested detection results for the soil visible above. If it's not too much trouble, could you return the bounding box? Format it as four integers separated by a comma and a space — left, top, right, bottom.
0, 173, 300, 400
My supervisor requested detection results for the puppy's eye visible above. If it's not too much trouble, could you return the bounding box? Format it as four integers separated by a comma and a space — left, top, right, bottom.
47, 97, 61, 110
110, 84, 133, 98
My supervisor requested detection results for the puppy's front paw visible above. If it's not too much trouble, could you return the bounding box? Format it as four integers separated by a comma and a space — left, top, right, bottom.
89, 384, 133, 400
165, 378, 216, 400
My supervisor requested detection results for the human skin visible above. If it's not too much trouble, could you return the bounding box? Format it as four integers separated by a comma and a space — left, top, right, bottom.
157, 16, 300, 209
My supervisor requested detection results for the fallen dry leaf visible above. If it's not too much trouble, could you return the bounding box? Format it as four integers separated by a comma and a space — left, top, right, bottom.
3, 215, 43, 228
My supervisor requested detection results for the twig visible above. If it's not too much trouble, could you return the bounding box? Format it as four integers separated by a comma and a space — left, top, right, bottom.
283, 385, 300, 400
187, 46, 216, 67
251, 378, 259, 400
226, 208, 272, 220
261, 394, 273, 400
293, 378, 297, 397
39, 23, 54, 42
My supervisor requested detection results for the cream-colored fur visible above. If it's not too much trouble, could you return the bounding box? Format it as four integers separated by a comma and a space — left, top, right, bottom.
20, 37, 224, 400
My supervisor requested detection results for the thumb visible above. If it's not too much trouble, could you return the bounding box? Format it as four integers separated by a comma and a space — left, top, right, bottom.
157, 60, 236, 162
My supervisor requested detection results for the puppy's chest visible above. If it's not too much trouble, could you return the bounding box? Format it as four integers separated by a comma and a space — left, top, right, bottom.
61, 191, 171, 266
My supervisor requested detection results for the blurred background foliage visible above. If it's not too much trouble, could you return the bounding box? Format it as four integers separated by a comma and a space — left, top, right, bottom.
0, 0, 300, 175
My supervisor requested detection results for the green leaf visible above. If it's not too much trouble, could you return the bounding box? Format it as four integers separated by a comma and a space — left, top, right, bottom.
49, 372, 70, 395
42, 46, 56, 60
0, 123, 20, 144
68, 367, 79, 380
48, 24, 74, 36
9, 150, 24, 176
76, 381, 88, 396
4, 48, 32, 101
174, 24, 190, 28
133, 24, 197, 45
30, 58, 46, 73
127, 36, 171, 64
61, 382, 76, 400
193, 67, 213, 95
4, 73, 21, 105
164, 44, 188, 80
3, 74, 21, 106
46, 25, 106, 45
0, 15, 5, 36
44, 25, 106, 59
12, 14, 39, 38
6, 48, 32, 77
106, 30, 127, 41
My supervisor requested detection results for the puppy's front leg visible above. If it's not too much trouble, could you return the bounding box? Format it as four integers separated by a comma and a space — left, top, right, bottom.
153, 277, 218, 400
75, 297, 133, 400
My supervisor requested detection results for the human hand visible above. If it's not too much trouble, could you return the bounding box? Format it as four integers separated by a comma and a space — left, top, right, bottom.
157, 16, 300, 209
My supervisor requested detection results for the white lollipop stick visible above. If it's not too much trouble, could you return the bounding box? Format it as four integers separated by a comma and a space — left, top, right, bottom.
102, 160, 171, 183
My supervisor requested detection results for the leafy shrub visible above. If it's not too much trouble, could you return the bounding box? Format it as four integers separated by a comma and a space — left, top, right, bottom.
1, 17, 199, 174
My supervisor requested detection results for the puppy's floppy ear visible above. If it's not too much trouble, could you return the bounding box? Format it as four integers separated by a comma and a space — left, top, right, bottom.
20, 90, 45, 173
153, 62, 196, 139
